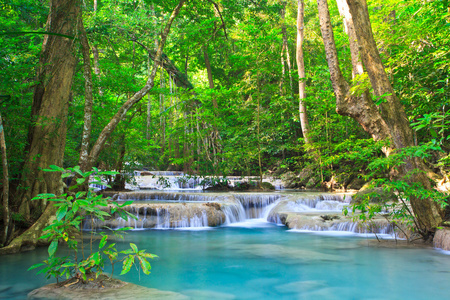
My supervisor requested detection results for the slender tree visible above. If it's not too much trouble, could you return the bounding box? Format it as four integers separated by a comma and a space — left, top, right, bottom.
0, 113, 9, 245
296, 0, 311, 145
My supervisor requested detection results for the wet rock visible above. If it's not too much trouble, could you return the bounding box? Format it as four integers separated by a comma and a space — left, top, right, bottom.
346, 177, 366, 190
305, 177, 318, 189
27, 275, 188, 300
320, 214, 340, 221
434, 228, 450, 251
139, 171, 154, 176
260, 182, 275, 190
280, 171, 299, 188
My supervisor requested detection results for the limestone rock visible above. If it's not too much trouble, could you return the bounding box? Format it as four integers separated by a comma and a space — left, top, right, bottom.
280, 171, 299, 188
28, 275, 188, 300
346, 177, 366, 190
434, 228, 450, 251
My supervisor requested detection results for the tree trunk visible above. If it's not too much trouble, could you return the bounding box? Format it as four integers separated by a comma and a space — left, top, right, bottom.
0, 113, 10, 246
296, 0, 312, 145
281, 1, 293, 95
17, 0, 79, 219
345, 0, 443, 233
2, 0, 79, 253
203, 45, 218, 110
316, 0, 390, 143
280, 2, 287, 95
78, 13, 94, 173
85, 0, 186, 171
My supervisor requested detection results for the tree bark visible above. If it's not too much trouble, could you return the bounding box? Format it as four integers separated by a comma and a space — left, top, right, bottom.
78, 13, 94, 173
85, 0, 186, 170
2, 0, 79, 253
316, 0, 390, 143
296, 0, 311, 145
281, 1, 293, 95
17, 0, 79, 219
0, 113, 10, 246
345, 0, 443, 233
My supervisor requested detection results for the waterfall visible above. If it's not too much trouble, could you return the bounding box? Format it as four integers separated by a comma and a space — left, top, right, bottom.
234, 194, 282, 219
82, 191, 391, 234
221, 203, 246, 224
293, 221, 395, 235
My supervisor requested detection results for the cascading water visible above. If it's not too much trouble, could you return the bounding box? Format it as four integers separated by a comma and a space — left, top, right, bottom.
83, 191, 394, 236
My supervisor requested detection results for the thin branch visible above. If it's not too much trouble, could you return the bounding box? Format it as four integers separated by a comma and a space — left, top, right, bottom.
206, 0, 228, 39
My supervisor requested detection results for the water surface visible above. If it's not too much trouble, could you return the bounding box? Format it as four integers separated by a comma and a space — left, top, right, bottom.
1, 221, 449, 299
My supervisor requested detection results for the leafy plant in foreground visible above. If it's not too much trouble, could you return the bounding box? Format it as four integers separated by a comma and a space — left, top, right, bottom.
28, 165, 157, 283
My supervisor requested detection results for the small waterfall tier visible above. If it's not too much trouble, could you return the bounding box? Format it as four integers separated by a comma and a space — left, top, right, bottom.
84, 202, 226, 230
85, 191, 394, 235
267, 194, 394, 235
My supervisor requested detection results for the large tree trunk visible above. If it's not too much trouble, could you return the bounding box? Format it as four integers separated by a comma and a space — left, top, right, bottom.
2, 0, 79, 253
17, 0, 79, 219
316, 0, 390, 142
318, 0, 442, 235
296, 0, 312, 145
84, 0, 186, 171
345, 0, 443, 233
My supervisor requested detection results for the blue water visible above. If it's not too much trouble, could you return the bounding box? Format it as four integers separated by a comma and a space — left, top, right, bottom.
1, 222, 450, 299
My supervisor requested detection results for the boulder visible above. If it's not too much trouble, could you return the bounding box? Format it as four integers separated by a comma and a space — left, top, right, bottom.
434, 228, 450, 251
260, 182, 275, 190
346, 178, 366, 190
351, 187, 397, 204
280, 171, 299, 188
28, 275, 188, 300
139, 171, 154, 176
298, 167, 314, 186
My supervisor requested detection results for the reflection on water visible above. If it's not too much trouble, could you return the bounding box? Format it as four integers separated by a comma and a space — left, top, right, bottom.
1, 224, 450, 299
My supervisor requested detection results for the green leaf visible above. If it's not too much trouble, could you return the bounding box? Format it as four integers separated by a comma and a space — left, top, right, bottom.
72, 201, 79, 214
92, 251, 101, 264
56, 205, 68, 221
100, 171, 120, 175
99, 235, 108, 249
76, 178, 86, 185
130, 243, 138, 253
119, 201, 134, 207
48, 240, 58, 256
116, 227, 133, 231
32, 193, 56, 200
138, 256, 151, 275
28, 263, 45, 271
120, 255, 134, 275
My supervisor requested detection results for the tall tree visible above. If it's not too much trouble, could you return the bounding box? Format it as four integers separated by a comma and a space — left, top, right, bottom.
317, 0, 443, 235
2, 0, 80, 254
0, 113, 9, 246
345, 0, 442, 234
17, 0, 79, 219
296, 0, 311, 145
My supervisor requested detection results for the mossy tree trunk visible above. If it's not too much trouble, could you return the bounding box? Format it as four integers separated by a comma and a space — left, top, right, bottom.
345, 0, 443, 234
17, 0, 79, 220
2, 0, 79, 253
317, 0, 443, 235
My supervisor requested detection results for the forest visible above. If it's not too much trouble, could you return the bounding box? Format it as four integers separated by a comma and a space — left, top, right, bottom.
0, 0, 449, 255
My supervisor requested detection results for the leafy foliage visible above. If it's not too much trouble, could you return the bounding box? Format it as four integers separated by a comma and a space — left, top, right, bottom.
28, 166, 156, 283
